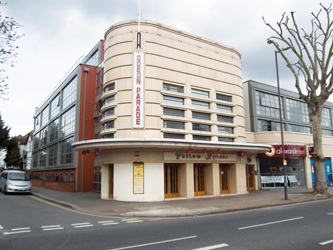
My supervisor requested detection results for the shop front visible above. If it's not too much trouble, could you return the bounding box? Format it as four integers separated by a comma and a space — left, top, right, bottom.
258, 145, 307, 189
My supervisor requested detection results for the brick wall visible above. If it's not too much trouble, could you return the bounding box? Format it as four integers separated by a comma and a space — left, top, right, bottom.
31, 179, 75, 192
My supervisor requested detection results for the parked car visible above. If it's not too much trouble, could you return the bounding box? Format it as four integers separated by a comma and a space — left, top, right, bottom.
0, 170, 32, 194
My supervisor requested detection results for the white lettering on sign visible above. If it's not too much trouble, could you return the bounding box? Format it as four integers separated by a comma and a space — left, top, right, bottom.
133, 52, 144, 128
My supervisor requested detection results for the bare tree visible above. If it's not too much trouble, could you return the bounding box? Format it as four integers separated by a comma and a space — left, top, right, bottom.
0, 2, 23, 99
263, 4, 333, 196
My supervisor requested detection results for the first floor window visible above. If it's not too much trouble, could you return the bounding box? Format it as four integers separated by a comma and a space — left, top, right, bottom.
218, 137, 234, 142
218, 126, 233, 134
104, 120, 114, 129
164, 133, 185, 139
60, 137, 74, 164
192, 123, 210, 132
163, 120, 184, 129
193, 135, 211, 141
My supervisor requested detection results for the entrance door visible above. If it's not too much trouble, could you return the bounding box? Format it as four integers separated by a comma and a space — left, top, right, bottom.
109, 165, 113, 198
246, 165, 255, 190
194, 164, 206, 196
164, 164, 180, 198
220, 164, 230, 193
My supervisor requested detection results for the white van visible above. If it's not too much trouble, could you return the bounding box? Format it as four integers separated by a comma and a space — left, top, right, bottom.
0, 170, 32, 194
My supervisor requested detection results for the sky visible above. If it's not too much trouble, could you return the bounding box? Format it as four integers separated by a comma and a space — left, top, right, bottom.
0, 0, 331, 136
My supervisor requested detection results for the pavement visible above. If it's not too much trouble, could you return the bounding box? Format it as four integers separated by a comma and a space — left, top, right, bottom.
31, 186, 333, 218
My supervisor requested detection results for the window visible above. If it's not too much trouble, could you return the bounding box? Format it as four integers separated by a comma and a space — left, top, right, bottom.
50, 95, 60, 119
33, 133, 39, 150
322, 129, 333, 136
103, 133, 114, 139
163, 108, 184, 117
164, 133, 185, 139
48, 144, 58, 166
192, 111, 210, 120
192, 123, 210, 132
192, 100, 209, 109
218, 126, 233, 134
104, 108, 114, 117
255, 91, 282, 118
39, 149, 46, 167
104, 120, 114, 129
322, 107, 332, 127
193, 135, 210, 141
163, 120, 184, 129
62, 76, 77, 110
217, 104, 232, 113
216, 94, 232, 102
289, 124, 311, 134
105, 83, 115, 92
41, 106, 49, 126
49, 119, 59, 142
60, 137, 74, 164
163, 95, 184, 105
61, 106, 75, 136
40, 127, 48, 146
257, 120, 284, 132
192, 88, 209, 98
218, 137, 234, 142
163, 83, 183, 93
104, 96, 115, 105
85, 49, 100, 66
32, 152, 38, 168
286, 99, 310, 123
217, 115, 233, 123
34, 115, 40, 131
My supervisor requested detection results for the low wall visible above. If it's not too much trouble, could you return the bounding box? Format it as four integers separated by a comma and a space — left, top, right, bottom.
31, 180, 75, 192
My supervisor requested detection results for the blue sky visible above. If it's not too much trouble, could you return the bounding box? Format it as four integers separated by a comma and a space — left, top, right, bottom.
0, 0, 330, 136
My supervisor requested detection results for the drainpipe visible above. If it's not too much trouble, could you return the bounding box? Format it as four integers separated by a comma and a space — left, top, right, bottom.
81, 67, 89, 192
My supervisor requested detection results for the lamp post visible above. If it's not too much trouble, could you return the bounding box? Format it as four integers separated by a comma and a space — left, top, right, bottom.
275, 48, 289, 200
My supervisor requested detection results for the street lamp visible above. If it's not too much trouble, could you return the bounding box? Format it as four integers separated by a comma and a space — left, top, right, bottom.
275, 47, 290, 200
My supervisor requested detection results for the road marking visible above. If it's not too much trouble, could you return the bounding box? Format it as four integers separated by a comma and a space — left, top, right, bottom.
192, 243, 229, 250
121, 219, 143, 223
42, 225, 62, 228
101, 222, 119, 226
320, 239, 333, 245
0, 224, 3, 229
3, 230, 31, 235
42, 225, 64, 231
109, 235, 197, 250
12, 227, 30, 231
98, 220, 115, 223
239, 217, 304, 230
71, 222, 93, 228
328, 213, 333, 215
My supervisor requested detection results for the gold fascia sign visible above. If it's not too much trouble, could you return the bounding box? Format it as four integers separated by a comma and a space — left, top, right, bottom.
133, 162, 144, 194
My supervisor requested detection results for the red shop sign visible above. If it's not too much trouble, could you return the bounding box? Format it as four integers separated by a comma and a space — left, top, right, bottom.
259, 145, 306, 158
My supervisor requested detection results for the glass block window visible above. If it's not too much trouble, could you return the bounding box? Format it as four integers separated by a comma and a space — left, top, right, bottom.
255, 91, 282, 118
103, 133, 114, 139
62, 76, 77, 110
104, 95, 115, 105
218, 126, 233, 134
216, 94, 232, 102
105, 83, 115, 92
191, 88, 209, 98
104, 108, 114, 117
322, 129, 333, 136
163, 120, 184, 129
218, 137, 234, 142
192, 100, 209, 109
163, 83, 183, 93
50, 95, 60, 119
286, 98, 310, 123
164, 133, 185, 139
217, 104, 232, 113
34, 114, 40, 131
40, 127, 48, 147
49, 118, 59, 142
322, 107, 332, 127
192, 123, 210, 132
192, 111, 210, 120
48, 143, 58, 166
163, 95, 184, 105
39, 149, 46, 167
163, 108, 184, 117
60, 137, 74, 164
193, 135, 211, 141
104, 120, 114, 129
217, 115, 233, 123
41, 106, 49, 126
257, 120, 284, 132
288, 124, 311, 134
60, 106, 75, 136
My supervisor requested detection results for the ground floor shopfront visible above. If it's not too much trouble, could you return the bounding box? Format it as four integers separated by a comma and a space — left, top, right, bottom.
73, 139, 270, 201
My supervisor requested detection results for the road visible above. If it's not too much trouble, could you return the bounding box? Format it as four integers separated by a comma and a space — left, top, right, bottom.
0, 193, 333, 249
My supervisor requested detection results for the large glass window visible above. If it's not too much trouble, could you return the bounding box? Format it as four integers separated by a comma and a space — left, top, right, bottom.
286, 98, 310, 123
48, 144, 58, 166
193, 135, 210, 141
49, 119, 59, 142
163, 120, 184, 129
39, 149, 46, 167
289, 124, 311, 134
41, 106, 49, 127
192, 100, 209, 109
163, 108, 184, 117
192, 123, 210, 132
32, 152, 38, 168
60, 137, 74, 164
104, 120, 114, 130
104, 108, 114, 117
217, 115, 233, 123
218, 137, 234, 142
163, 95, 184, 105
33, 132, 39, 150
191, 88, 209, 98
50, 95, 60, 119
85, 50, 99, 66
257, 120, 284, 132
61, 106, 75, 136
164, 133, 185, 139
163, 83, 183, 93
105, 83, 115, 92
322, 129, 333, 136
104, 96, 115, 105
192, 111, 210, 120
217, 104, 232, 113
218, 126, 233, 134
255, 91, 282, 118
62, 76, 77, 110
40, 127, 48, 147
216, 94, 232, 102
34, 115, 40, 131
322, 107, 332, 127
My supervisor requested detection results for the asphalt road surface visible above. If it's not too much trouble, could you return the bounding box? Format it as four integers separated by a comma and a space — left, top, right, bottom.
1, 192, 333, 250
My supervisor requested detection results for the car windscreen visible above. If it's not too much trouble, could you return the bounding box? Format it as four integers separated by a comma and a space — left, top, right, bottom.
8, 173, 30, 181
